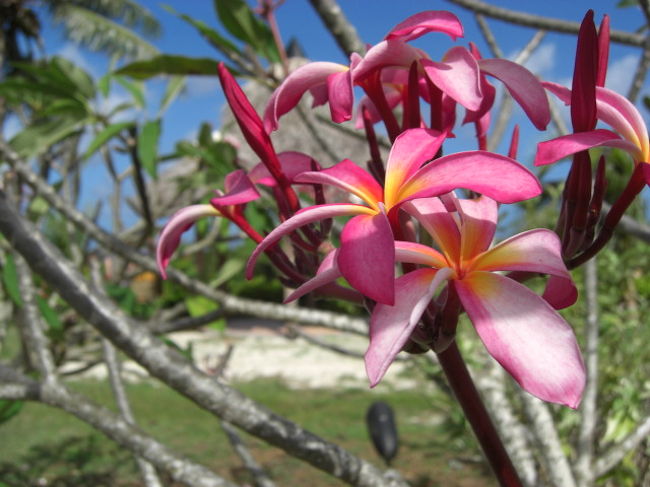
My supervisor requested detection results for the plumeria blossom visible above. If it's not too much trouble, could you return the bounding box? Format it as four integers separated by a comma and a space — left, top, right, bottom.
365, 195, 585, 408
246, 127, 542, 305
535, 82, 650, 185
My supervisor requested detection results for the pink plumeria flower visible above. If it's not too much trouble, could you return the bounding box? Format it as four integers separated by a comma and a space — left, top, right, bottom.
365, 195, 585, 408
246, 128, 542, 305
535, 82, 650, 185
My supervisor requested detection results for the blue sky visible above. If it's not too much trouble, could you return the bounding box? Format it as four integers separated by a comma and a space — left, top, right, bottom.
29, 1, 650, 226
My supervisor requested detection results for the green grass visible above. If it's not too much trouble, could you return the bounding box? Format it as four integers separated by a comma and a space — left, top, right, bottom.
0, 378, 494, 486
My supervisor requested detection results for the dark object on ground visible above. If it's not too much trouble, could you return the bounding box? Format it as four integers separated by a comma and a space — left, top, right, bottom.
366, 401, 399, 466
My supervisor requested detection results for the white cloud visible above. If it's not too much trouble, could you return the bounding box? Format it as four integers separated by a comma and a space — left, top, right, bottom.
521, 43, 556, 76
605, 54, 637, 96
184, 76, 221, 97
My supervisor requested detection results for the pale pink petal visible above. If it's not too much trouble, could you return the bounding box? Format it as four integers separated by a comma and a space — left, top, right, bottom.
295, 159, 384, 208
534, 129, 639, 166
327, 70, 353, 123
395, 241, 448, 268
365, 267, 453, 386
245, 204, 374, 279
338, 212, 395, 305
454, 196, 498, 261
479, 58, 550, 130
250, 152, 317, 186
456, 272, 585, 408
384, 128, 446, 209
399, 151, 542, 204
211, 170, 260, 207
264, 62, 349, 132
402, 197, 461, 264
354, 89, 402, 129
353, 40, 426, 83
422, 47, 482, 112
470, 228, 577, 309
385, 10, 463, 42
284, 249, 341, 303
157, 204, 221, 279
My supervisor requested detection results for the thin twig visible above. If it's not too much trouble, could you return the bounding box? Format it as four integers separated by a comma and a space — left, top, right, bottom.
575, 258, 600, 487
626, 35, 650, 103
475, 14, 504, 58
446, 0, 645, 47
595, 416, 650, 477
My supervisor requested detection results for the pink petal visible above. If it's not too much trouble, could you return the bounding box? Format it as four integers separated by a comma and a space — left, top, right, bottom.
245, 204, 374, 279
284, 249, 342, 303
353, 40, 426, 83
395, 241, 448, 268
454, 196, 498, 261
327, 70, 353, 123
456, 271, 585, 408
338, 212, 395, 305
399, 151, 542, 204
422, 47, 482, 112
263, 62, 349, 132
365, 267, 453, 386
385, 10, 464, 42
250, 152, 317, 187
470, 228, 577, 309
479, 58, 551, 130
403, 197, 461, 264
353, 89, 402, 129
211, 170, 260, 207
295, 159, 384, 209
157, 204, 221, 279
534, 129, 639, 166
384, 128, 446, 209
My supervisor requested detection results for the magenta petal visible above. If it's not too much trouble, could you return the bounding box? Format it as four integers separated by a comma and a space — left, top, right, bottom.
338, 212, 395, 305
263, 62, 349, 132
400, 151, 542, 204
454, 196, 498, 261
353, 40, 426, 83
157, 204, 221, 279
211, 170, 260, 207
285, 249, 342, 303
385, 10, 463, 42
327, 70, 353, 123
250, 151, 317, 187
422, 48, 482, 111
644, 162, 650, 185
456, 272, 585, 408
403, 197, 461, 263
365, 267, 452, 386
295, 159, 383, 208
245, 204, 373, 279
479, 58, 551, 130
534, 129, 638, 166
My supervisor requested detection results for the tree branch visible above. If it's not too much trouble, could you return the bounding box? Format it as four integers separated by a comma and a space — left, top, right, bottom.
596, 416, 650, 477
0, 190, 406, 487
307, 0, 366, 57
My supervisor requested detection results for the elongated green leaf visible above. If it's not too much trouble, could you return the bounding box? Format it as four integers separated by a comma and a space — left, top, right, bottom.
159, 75, 186, 115
211, 258, 245, 288
2, 255, 22, 307
214, 0, 279, 62
115, 55, 220, 79
9, 118, 85, 158
98, 73, 111, 97
114, 75, 146, 108
137, 119, 161, 178
83, 121, 135, 160
36, 295, 64, 340
184, 295, 225, 330
163, 6, 240, 54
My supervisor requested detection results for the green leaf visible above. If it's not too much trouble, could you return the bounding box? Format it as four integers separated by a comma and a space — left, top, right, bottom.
98, 73, 112, 97
115, 55, 220, 80
137, 119, 161, 178
617, 0, 639, 7
114, 75, 146, 108
159, 75, 186, 115
0, 399, 23, 425
211, 258, 245, 288
9, 118, 86, 158
214, 0, 280, 62
83, 121, 135, 160
163, 6, 241, 55
35, 295, 65, 340
2, 255, 22, 307
184, 295, 225, 330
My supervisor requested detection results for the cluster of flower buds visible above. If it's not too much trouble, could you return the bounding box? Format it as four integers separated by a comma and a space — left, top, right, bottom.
157, 10, 647, 408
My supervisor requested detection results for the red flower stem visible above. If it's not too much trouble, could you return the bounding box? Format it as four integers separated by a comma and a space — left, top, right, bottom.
437, 342, 523, 487
567, 163, 645, 269
362, 74, 401, 142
